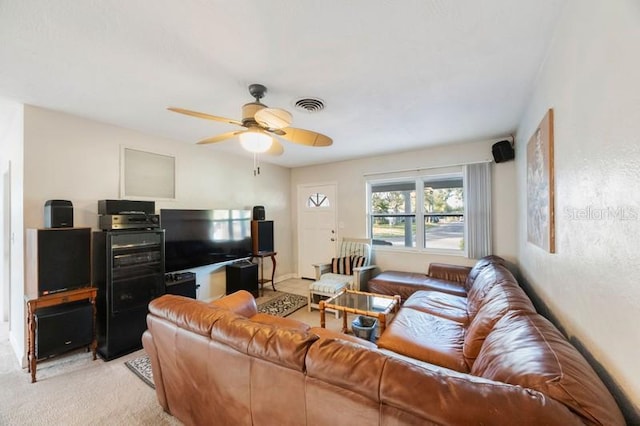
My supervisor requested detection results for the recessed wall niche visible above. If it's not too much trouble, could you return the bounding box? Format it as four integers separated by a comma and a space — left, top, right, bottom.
121, 147, 176, 200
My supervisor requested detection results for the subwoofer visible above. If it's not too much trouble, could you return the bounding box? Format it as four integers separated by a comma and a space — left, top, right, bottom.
35, 301, 93, 359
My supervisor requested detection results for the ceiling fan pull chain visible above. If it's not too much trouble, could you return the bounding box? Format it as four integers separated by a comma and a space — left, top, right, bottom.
253, 153, 261, 176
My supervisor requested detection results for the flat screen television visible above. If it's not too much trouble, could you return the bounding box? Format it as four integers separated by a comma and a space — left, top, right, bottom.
161, 209, 252, 272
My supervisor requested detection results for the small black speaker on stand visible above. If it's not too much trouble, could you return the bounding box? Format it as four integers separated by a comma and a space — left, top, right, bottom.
492, 140, 515, 163
44, 200, 74, 228
252, 206, 265, 221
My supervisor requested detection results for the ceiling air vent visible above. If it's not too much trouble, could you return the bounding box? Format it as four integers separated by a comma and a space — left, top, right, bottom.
294, 97, 325, 113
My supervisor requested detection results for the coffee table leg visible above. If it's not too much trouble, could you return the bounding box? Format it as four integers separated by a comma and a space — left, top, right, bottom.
342, 311, 348, 333
319, 300, 326, 328
379, 314, 387, 334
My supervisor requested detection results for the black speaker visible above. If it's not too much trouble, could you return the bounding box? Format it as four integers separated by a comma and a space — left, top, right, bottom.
251, 220, 274, 254
492, 140, 515, 163
44, 200, 73, 228
252, 205, 265, 221
35, 301, 93, 359
226, 262, 258, 297
27, 228, 91, 296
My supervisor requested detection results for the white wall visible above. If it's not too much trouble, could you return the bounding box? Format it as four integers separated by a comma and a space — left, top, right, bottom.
291, 138, 517, 274
0, 99, 25, 361
516, 0, 640, 415
22, 106, 293, 299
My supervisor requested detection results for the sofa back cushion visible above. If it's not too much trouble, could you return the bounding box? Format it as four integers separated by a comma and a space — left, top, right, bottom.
471, 311, 625, 426
210, 310, 319, 372
464, 255, 507, 291
466, 263, 515, 319
148, 294, 226, 336
463, 282, 535, 366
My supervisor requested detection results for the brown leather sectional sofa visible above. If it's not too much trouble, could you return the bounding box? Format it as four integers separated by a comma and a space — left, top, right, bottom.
143, 256, 624, 425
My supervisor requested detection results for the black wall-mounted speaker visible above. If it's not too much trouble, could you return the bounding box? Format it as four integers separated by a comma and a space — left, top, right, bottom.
492, 140, 515, 163
44, 200, 73, 228
252, 205, 265, 221
251, 220, 274, 254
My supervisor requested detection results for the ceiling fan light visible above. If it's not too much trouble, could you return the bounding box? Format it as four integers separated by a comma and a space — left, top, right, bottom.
239, 130, 273, 153
255, 108, 292, 129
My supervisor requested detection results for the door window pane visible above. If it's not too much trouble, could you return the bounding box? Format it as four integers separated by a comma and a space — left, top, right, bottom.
307, 193, 330, 208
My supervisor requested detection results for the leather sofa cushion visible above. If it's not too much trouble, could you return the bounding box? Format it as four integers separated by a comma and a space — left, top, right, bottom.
472, 311, 625, 426
463, 282, 536, 366
426, 263, 471, 284
250, 313, 311, 332
466, 263, 517, 318
148, 294, 226, 336
309, 326, 377, 349
208, 289, 258, 318
464, 255, 507, 291
380, 353, 584, 426
368, 271, 467, 302
402, 290, 469, 324
210, 309, 318, 372
377, 308, 467, 372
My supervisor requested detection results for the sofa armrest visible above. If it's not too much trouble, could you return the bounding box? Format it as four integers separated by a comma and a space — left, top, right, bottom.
142, 330, 168, 412
209, 290, 258, 318
353, 265, 377, 291
427, 263, 471, 284
313, 263, 332, 280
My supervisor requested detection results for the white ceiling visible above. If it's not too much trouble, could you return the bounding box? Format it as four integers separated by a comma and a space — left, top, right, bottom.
0, 0, 565, 167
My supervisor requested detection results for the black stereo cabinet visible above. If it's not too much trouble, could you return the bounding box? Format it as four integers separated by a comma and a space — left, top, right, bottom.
226, 262, 259, 298
93, 229, 165, 361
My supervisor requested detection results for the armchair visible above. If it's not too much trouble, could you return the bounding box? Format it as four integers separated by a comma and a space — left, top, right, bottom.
308, 238, 377, 318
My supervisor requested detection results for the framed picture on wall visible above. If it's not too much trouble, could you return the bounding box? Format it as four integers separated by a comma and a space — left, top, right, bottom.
120, 147, 176, 200
526, 108, 555, 253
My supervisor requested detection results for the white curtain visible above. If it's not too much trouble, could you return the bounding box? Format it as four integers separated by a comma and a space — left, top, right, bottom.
465, 162, 492, 258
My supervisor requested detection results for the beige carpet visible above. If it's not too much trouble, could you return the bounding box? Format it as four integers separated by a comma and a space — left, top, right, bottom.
0, 322, 180, 425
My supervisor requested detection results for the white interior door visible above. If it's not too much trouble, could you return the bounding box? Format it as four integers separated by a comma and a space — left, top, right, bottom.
297, 183, 337, 279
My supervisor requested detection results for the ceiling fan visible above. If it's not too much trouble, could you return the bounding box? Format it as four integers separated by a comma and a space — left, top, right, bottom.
168, 84, 332, 156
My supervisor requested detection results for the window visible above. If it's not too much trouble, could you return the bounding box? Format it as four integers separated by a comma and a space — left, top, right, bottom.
369, 174, 464, 252
423, 178, 464, 251
369, 181, 417, 248
306, 192, 330, 208
368, 163, 491, 257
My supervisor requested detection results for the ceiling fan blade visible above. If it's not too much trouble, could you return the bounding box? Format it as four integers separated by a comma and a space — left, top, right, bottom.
168, 107, 243, 127
265, 139, 285, 156
196, 130, 246, 145
254, 107, 292, 130
279, 127, 333, 147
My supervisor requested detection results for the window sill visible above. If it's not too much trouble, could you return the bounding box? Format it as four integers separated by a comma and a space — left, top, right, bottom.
372, 245, 467, 258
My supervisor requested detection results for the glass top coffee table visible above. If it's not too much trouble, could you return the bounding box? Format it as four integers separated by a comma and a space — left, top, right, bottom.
319, 289, 401, 335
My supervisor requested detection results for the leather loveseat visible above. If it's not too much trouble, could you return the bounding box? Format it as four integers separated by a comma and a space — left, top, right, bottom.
143, 261, 624, 426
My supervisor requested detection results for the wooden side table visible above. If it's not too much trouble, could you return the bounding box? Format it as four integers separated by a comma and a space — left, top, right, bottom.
250, 251, 277, 295
25, 287, 98, 383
